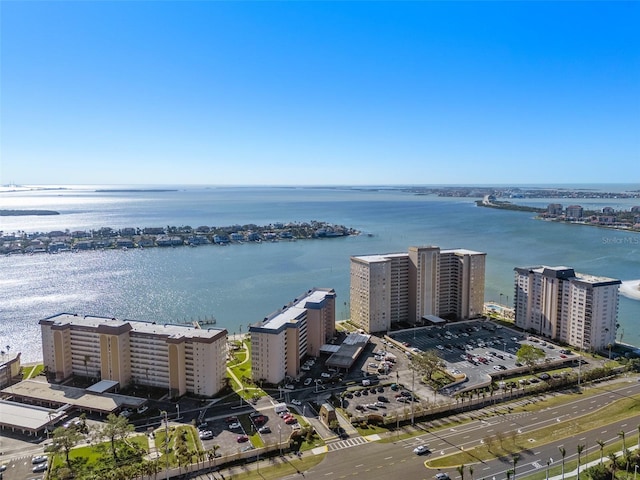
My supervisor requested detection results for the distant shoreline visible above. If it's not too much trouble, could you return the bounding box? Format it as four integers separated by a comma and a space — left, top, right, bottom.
0, 209, 60, 216
94, 189, 178, 192
476, 199, 640, 234
1, 221, 360, 255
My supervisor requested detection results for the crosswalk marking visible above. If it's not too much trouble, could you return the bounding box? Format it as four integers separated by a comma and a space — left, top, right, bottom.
327, 436, 368, 451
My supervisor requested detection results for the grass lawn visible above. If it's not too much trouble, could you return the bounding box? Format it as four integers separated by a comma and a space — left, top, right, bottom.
50, 435, 148, 469
155, 425, 200, 467
22, 364, 44, 379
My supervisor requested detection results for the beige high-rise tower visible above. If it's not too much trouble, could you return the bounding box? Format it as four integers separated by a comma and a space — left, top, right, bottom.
514, 266, 620, 351
350, 246, 486, 333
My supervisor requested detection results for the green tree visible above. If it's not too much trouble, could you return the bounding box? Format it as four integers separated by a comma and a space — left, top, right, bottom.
51, 426, 83, 469
512, 454, 520, 480
584, 463, 609, 480
208, 445, 220, 467
619, 430, 626, 451
98, 413, 135, 461
516, 344, 546, 373
577, 444, 586, 480
411, 350, 444, 381
596, 439, 605, 464
456, 464, 465, 480
559, 447, 567, 480
608, 452, 619, 479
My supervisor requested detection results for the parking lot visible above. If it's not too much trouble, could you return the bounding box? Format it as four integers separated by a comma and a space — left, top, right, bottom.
387, 319, 571, 392
198, 402, 301, 456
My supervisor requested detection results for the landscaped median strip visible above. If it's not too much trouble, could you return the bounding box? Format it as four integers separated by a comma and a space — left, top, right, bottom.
425, 391, 640, 469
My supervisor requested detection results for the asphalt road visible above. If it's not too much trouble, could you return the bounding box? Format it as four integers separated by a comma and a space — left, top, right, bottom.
290, 379, 640, 480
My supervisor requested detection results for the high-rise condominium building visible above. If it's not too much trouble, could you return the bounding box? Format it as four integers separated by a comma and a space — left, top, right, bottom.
513, 266, 620, 351
350, 246, 486, 333
40, 314, 228, 397
249, 288, 336, 385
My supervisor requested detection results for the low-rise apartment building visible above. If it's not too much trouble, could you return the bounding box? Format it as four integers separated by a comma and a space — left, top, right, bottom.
40, 314, 228, 398
249, 288, 336, 385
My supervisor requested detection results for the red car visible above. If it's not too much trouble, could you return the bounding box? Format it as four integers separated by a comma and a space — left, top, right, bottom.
284, 417, 297, 425
237, 435, 249, 443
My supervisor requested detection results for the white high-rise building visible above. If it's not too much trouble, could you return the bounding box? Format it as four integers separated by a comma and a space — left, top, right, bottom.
350, 246, 486, 333
514, 266, 620, 351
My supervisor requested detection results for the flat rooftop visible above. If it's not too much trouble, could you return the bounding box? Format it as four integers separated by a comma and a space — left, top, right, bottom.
1, 379, 145, 414
0, 400, 65, 432
250, 288, 335, 333
41, 313, 227, 340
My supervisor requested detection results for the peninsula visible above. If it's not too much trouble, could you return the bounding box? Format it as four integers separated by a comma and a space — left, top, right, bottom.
476, 195, 640, 233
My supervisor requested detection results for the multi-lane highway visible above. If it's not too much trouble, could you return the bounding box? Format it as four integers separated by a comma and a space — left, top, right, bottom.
294, 379, 640, 480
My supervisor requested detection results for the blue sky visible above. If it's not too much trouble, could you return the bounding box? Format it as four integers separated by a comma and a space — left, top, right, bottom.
1, 1, 638, 186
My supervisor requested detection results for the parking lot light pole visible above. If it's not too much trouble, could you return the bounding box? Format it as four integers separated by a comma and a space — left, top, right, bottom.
278, 425, 282, 456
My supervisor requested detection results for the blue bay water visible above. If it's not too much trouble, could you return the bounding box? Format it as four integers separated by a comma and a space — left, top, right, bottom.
1, 185, 639, 362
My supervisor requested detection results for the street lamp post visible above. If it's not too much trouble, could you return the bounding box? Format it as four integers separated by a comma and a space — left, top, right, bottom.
411, 368, 415, 425
278, 425, 283, 456
161, 410, 169, 480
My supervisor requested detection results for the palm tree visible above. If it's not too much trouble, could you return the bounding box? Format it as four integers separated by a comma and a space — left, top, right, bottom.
608, 452, 619, 479
596, 439, 605, 464
623, 448, 633, 477
456, 464, 465, 480
619, 430, 627, 451
576, 444, 585, 480
559, 446, 567, 480
512, 454, 520, 480
469, 465, 474, 480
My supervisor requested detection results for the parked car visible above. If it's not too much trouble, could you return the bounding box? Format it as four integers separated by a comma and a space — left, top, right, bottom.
304, 378, 313, 386
228, 422, 242, 429
291, 399, 302, 406
199, 430, 213, 440
284, 417, 297, 425
258, 426, 271, 434
237, 435, 249, 443
32, 456, 48, 464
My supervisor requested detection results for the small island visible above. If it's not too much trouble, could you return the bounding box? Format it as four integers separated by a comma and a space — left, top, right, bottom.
0, 210, 60, 216
1, 221, 360, 255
